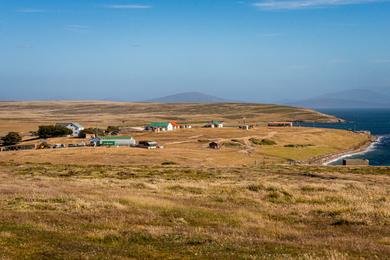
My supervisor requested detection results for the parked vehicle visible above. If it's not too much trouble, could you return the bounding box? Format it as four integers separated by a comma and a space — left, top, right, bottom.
53, 144, 65, 149
138, 141, 158, 149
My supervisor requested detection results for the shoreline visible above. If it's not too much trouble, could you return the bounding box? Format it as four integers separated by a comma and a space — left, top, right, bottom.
309, 134, 379, 166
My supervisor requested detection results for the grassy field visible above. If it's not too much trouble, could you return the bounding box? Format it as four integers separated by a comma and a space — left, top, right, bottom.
0, 162, 389, 259
0, 127, 370, 167
0, 101, 341, 136
1, 101, 385, 258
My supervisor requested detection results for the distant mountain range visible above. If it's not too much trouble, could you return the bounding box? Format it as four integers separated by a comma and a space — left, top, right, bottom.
287, 89, 390, 109
144, 92, 232, 103
143, 89, 390, 108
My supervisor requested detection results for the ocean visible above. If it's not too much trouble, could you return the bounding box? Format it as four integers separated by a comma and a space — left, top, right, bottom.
296, 109, 390, 166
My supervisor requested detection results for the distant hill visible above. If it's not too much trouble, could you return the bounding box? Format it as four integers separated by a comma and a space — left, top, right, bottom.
144, 92, 231, 103
289, 89, 390, 109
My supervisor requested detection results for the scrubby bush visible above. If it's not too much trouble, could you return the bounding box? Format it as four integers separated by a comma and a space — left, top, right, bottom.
250, 138, 276, 145
162, 161, 177, 165
80, 128, 105, 136
224, 142, 242, 148
1, 132, 22, 146
106, 126, 120, 132
247, 184, 264, 192
284, 144, 314, 148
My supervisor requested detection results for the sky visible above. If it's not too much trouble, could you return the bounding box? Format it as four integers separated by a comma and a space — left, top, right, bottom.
0, 0, 390, 102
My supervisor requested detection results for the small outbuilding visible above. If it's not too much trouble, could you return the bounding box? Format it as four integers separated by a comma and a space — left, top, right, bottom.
209, 142, 221, 149
177, 122, 192, 129
239, 125, 254, 130
342, 159, 369, 166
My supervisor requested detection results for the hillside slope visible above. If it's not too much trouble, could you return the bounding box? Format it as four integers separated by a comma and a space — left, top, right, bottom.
0, 101, 341, 135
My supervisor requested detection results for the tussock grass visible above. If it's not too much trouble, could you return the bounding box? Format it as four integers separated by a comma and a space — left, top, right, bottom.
250, 138, 277, 145
0, 162, 389, 258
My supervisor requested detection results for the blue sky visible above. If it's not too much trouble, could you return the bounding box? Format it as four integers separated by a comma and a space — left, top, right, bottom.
0, 0, 389, 102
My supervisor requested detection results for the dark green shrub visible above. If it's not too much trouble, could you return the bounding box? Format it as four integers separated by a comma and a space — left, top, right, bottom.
106, 126, 120, 132
162, 161, 177, 165
250, 138, 276, 145
1, 132, 22, 146
38, 125, 72, 138
80, 128, 105, 136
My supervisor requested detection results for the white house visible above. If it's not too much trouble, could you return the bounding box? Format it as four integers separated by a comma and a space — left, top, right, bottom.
145, 122, 174, 132
56, 122, 84, 137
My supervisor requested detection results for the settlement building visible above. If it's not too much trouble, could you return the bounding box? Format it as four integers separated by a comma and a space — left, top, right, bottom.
92, 136, 136, 147
177, 122, 192, 129
146, 122, 174, 132
205, 120, 224, 128
56, 122, 84, 137
268, 122, 293, 127
170, 121, 179, 130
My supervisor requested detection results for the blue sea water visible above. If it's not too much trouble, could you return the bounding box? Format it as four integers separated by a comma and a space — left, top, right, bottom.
296, 109, 390, 166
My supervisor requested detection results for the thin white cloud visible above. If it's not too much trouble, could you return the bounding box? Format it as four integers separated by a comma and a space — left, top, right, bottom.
65, 25, 90, 33
253, 0, 387, 10
16, 8, 45, 13
104, 4, 152, 9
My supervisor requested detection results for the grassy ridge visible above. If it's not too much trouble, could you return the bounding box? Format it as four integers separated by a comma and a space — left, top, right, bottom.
0, 162, 389, 258
0, 101, 341, 135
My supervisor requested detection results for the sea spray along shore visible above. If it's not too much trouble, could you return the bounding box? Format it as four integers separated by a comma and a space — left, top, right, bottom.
310, 133, 376, 166
324, 135, 383, 165
299, 109, 390, 166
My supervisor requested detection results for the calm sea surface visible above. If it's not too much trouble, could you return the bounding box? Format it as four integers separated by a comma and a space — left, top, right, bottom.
296, 109, 390, 166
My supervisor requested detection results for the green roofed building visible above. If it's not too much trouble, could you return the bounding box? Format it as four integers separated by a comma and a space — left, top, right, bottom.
145, 122, 173, 132
93, 136, 136, 147
205, 120, 224, 128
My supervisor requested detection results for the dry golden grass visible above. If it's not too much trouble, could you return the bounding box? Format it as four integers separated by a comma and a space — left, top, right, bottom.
0, 101, 386, 258
0, 127, 369, 167
0, 101, 363, 166
0, 162, 389, 258
0, 101, 340, 135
